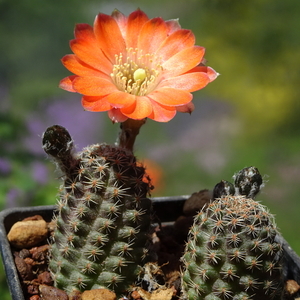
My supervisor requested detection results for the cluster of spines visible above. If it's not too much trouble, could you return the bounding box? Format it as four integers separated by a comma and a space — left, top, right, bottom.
182, 195, 283, 300
42, 125, 152, 296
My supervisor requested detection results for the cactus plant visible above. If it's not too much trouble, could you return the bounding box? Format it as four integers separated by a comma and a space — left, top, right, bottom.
181, 194, 284, 300
42, 125, 153, 296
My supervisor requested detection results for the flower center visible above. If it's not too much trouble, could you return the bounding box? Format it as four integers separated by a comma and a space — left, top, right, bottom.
111, 48, 163, 96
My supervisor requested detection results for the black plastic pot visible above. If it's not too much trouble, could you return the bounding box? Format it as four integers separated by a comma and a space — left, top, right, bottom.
0, 196, 300, 300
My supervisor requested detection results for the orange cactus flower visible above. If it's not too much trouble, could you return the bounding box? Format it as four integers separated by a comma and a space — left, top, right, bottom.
138, 158, 165, 194
60, 9, 218, 123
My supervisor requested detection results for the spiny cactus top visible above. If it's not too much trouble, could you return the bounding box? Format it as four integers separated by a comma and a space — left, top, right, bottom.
42, 125, 153, 296
182, 195, 284, 300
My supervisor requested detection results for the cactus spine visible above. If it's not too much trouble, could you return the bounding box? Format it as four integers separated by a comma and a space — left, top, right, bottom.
182, 195, 284, 300
42, 125, 153, 296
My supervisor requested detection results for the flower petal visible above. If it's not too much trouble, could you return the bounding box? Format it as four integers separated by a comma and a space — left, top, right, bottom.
176, 102, 195, 114
111, 9, 128, 39
81, 95, 112, 111
147, 100, 177, 122
138, 17, 169, 54
162, 46, 205, 77
71, 24, 112, 75
156, 29, 195, 62
120, 96, 153, 119
105, 91, 136, 108
72, 76, 118, 96
149, 88, 192, 106
108, 108, 128, 123
94, 13, 126, 63
165, 19, 181, 34
74, 23, 93, 39
59, 75, 77, 92
126, 9, 149, 49
70, 39, 112, 75
158, 72, 210, 92
187, 66, 219, 82
61, 54, 110, 78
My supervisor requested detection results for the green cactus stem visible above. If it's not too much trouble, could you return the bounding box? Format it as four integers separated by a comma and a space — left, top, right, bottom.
182, 195, 284, 300
42, 125, 153, 296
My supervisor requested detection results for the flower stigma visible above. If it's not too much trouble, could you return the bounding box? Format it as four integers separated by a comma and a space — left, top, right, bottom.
111, 48, 163, 96
133, 68, 147, 82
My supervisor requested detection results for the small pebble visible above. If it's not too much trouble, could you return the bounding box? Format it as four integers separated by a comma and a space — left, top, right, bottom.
14, 255, 33, 280
7, 219, 48, 249
19, 248, 31, 259
37, 271, 54, 285
23, 215, 44, 221
131, 290, 141, 299
29, 295, 40, 300
81, 289, 116, 300
68, 290, 82, 300
24, 257, 35, 266
39, 285, 68, 300
27, 284, 39, 295
30, 244, 49, 261
286, 279, 300, 295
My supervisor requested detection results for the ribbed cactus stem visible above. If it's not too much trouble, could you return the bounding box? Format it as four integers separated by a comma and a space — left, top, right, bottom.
42, 125, 153, 296
182, 195, 284, 300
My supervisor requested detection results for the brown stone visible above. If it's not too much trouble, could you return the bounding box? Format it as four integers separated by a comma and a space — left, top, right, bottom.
7, 219, 48, 249
286, 279, 300, 295
37, 271, 54, 285
29, 295, 40, 300
136, 287, 173, 300
23, 215, 44, 221
27, 284, 39, 295
14, 255, 33, 280
131, 290, 142, 300
24, 257, 35, 266
30, 244, 50, 261
69, 289, 82, 300
19, 248, 31, 259
81, 289, 116, 300
39, 285, 68, 300
149, 288, 173, 300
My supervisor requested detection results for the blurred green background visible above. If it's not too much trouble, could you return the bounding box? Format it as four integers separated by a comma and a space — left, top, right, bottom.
1, 0, 300, 298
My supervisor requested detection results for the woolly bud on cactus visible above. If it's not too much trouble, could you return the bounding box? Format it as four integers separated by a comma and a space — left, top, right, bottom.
213, 180, 235, 199
182, 195, 284, 300
42, 125, 153, 296
234, 167, 263, 199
